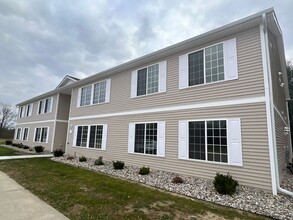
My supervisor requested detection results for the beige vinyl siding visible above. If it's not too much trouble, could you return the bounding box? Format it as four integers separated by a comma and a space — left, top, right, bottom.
17, 94, 58, 124
70, 27, 265, 118
52, 122, 68, 151
67, 102, 272, 191
274, 110, 290, 181
56, 94, 71, 120
13, 122, 54, 152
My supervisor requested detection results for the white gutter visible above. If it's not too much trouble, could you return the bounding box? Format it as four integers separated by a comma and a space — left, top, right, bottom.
261, 13, 293, 196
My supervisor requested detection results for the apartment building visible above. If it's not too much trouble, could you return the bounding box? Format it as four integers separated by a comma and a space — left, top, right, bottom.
14, 8, 292, 195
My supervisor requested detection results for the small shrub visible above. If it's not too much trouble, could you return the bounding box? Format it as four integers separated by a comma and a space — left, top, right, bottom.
34, 146, 44, 153
113, 161, 124, 170
172, 176, 184, 184
5, 140, 12, 145
18, 143, 24, 148
54, 149, 64, 157
67, 156, 74, 160
79, 156, 87, 162
94, 156, 104, 166
213, 173, 239, 195
11, 143, 17, 147
139, 166, 150, 175
23, 145, 29, 149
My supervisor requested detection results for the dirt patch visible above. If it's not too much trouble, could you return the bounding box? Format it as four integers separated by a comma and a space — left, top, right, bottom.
68, 204, 87, 216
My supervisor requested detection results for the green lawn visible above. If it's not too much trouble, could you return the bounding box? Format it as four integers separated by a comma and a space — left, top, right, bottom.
0, 159, 268, 220
0, 146, 25, 156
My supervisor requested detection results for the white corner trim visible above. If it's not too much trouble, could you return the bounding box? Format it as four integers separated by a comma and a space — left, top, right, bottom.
51, 93, 60, 152
69, 96, 266, 121
260, 20, 278, 195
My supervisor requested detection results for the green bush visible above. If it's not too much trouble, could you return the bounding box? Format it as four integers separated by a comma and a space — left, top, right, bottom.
139, 166, 150, 175
5, 140, 12, 145
17, 143, 24, 148
34, 146, 44, 153
54, 149, 64, 157
94, 156, 104, 166
79, 156, 87, 162
11, 143, 17, 147
213, 173, 239, 195
113, 161, 124, 170
172, 176, 184, 184
23, 145, 29, 149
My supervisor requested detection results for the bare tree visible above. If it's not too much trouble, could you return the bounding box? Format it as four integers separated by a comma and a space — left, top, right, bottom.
0, 103, 17, 129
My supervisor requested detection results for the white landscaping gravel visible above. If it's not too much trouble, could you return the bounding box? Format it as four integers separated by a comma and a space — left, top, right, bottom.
51, 156, 293, 220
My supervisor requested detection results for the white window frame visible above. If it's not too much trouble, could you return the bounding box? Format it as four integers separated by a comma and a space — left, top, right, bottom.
77, 79, 111, 108
25, 103, 33, 117
37, 97, 53, 115
73, 124, 107, 150
128, 121, 165, 157
33, 127, 49, 143
131, 61, 167, 98
22, 127, 29, 141
179, 38, 237, 89
15, 128, 22, 140
178, 118, 242, 166
19, 106, 25, 118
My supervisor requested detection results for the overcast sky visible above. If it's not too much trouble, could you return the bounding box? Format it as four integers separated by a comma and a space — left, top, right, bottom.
0, 0, 292, 106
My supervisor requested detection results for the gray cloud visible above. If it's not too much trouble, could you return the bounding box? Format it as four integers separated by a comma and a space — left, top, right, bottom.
0, 0, 292, 106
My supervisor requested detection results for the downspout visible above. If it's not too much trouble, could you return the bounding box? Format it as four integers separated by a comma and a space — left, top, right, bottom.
261, 13, 293, 196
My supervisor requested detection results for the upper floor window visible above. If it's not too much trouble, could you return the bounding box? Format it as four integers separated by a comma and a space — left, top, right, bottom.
38, 97, 53, 114
74, 124, 107, 150
78, 79, 111, 107
34, 127, 48, 143
19, 106, 25, 118
19, 103, 33, 118
131, 61, 167, 98
179, 38, 238, 89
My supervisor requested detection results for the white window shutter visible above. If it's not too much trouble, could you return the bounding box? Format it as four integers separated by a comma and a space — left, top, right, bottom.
159, 61, 167, 93
131, 71, 137, 98
228, 118, 243, 166
179, 54, 188, 89
128, 123, 135, 153
105, 79, 111, 103
157, 121, 166, 157
178, 120, 188, 159
224, 38, 238, 80
101, 124, 108, 150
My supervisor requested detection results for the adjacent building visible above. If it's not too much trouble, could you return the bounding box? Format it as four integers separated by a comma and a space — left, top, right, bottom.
14, 8, 292, 195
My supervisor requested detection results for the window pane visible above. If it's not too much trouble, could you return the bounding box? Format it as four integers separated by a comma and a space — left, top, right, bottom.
44, 98, 51, 113
76, 126, 82, 146
41, 127, 47, 142
189, 121, 205, 160
207, 120, 227, 163
205, 43, 225, 83
89, 125, 103, 149
146, 123, 157, 155
89, 126, 96, 148
135, 124, 145, 153
137, 68, 147, 96
81, 126, 88, 147
189, 50, 204, 86
93, 81, 106, 104
38, 101, 43, 114
147, 64, 159, 94
35, 128, 41, 142
80, 85, 92, 106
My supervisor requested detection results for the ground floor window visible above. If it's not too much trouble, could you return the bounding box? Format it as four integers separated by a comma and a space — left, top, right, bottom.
16, 128, 22, 140
22, 128, 29, 141
34, 127, 48, 143
74, 124, 107, 150
189, 120, 227, 163
134, 123, 157, 155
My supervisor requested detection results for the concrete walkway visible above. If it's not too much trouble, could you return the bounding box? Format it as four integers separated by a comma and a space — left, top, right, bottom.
0, 171, 69, 220
0, 154, 53, 160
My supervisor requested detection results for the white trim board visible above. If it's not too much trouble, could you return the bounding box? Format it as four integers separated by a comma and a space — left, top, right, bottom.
69, 96, 266, 121
17, 119, 68, 125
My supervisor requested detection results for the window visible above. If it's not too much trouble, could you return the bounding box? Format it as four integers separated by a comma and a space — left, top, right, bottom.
131, 61, 167, 98
22, 128, 29, 141
34, 127, 48, 143
78, 79, 111, 107
25, 104, 33, 117
80, 85, 92, 107
188, 43, 224, 86
93, 81, 106, 104
89, 125, 103, 148
188, 120, 227, 163
178, 118, 242, 166
134, 123, 157, 155
128, 121, 165, 157
74, 124, 107, 149
19, 106, 25, 118
38, 98, 52, 114
179, 38, 238, 89
16, 128, 22, 140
